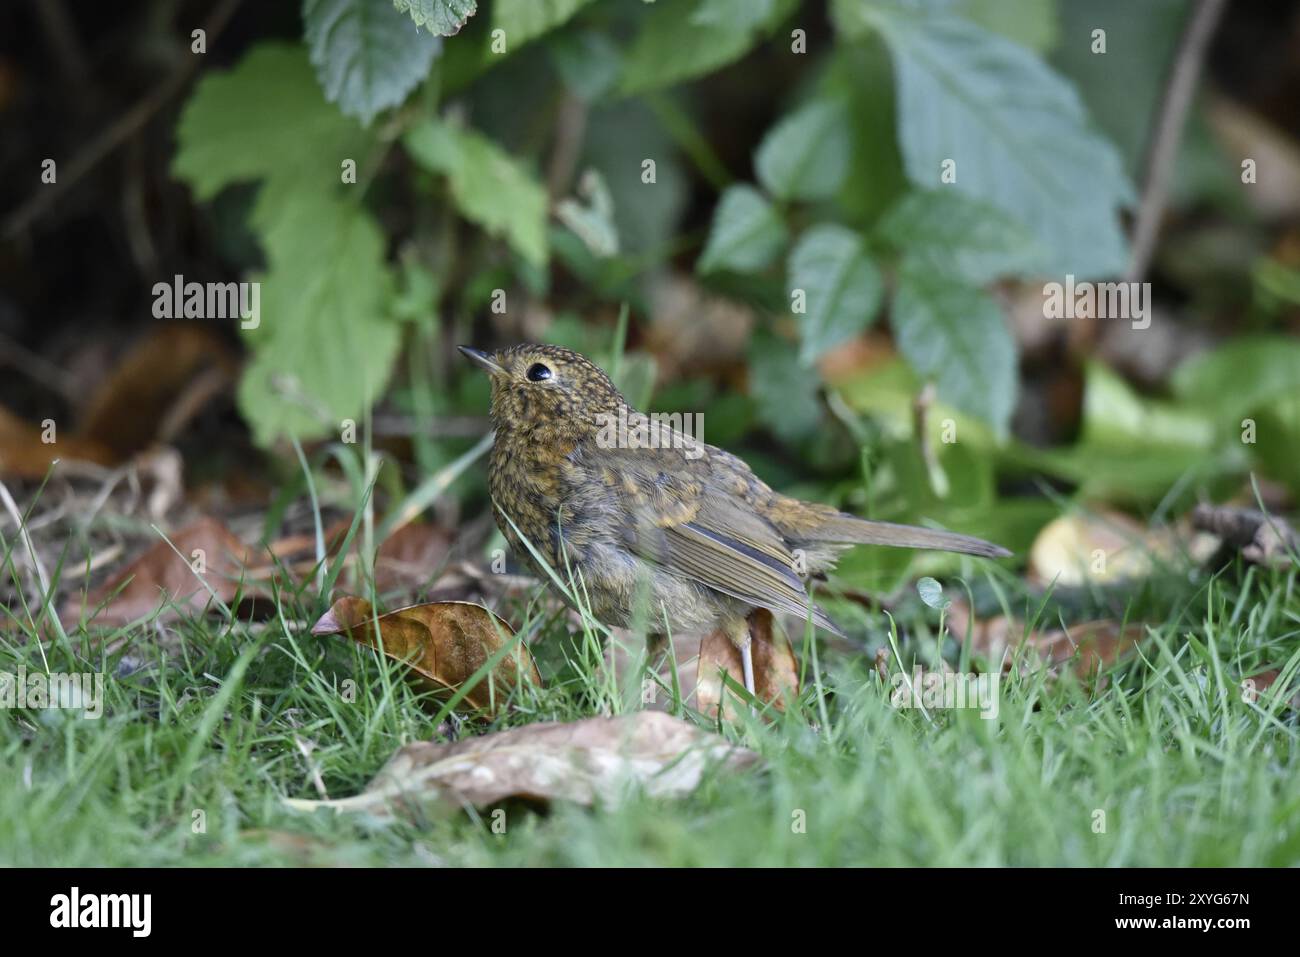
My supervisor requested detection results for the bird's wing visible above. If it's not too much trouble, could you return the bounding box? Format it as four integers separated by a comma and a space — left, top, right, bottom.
589, 446, 841, 634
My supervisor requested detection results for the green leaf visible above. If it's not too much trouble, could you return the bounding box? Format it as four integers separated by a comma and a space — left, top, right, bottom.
174, 44, 371, 201
240, 189, 399, 444
787, 224, 883, 364
692, 0, 778, 26
174, 44, 398, 446
838, 3, 1132, 278
955, 0, 1059, 53
892, 263, 1017, 436
305, 0, 441, 125
823, 43, 908, 223
750, 335, 822, 442
1171, 336, 1300, 424
493, 0, 594, 48
878, 189, 1044, 284
548, 29, 624, 101
1008, 362, 1230, 503
1052, 0, 1186, 176
697, 184, 787, 275
1078, 362, 1216, 452
621, 0, 794, 95
404, 118, 549, 267
916, 576, 950, 609
392, 0, 477, 36
580, 101, 688, 258
755, 99, 851, 202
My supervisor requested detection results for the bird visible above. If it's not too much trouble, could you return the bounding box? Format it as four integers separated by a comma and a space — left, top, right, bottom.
459, 343, 1011, 696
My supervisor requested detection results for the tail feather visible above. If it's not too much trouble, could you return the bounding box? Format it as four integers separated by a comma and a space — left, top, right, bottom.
807, 515, 1012, 559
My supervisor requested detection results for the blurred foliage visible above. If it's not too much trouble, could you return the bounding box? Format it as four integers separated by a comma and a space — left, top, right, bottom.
156, 0, 1300, 582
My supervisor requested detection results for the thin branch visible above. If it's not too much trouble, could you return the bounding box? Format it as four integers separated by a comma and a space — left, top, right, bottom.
1126, 0, 1228, 282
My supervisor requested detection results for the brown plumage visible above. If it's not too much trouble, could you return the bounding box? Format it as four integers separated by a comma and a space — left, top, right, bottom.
460, 343, 1011, 693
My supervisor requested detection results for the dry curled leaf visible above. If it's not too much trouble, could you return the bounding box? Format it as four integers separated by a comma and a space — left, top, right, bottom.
284, 711, 759, 818
697, 608, 799, 717
1192, 504, 1297, 570
64, 516, 260, 627
311, 597, 541, 714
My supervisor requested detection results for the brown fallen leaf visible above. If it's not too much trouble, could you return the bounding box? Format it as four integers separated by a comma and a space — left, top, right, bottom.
283, 711, 759, 817
607, 627, 703, 710
0, 405, 114, 478
1240, 669, 1300, 712
0, 326, 237, 479
63, 516, 261, 627
947, 601, 1145, 681
76, 325, 237, 461
696, 608, 799, 716
311, 597, 541, 714
373, 521, 453, 593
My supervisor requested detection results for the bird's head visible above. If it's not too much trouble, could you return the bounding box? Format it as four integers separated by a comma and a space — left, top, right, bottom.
458, 343, 627, 439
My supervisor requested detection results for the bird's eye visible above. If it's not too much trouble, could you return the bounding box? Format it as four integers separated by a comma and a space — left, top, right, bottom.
526, 363, 553, 382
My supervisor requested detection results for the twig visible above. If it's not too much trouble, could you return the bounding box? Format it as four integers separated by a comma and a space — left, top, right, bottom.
31, 0, 90, 89
0, 331, 79, 400
1126, 0, 1228, 282
2, 0, 244, 239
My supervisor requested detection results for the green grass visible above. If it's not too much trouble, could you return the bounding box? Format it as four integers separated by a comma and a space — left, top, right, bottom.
2, 524, 1298, 867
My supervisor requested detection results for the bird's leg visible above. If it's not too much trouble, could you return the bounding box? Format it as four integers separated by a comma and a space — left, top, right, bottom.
740, 636, 755, 699
723, 615, 756, 698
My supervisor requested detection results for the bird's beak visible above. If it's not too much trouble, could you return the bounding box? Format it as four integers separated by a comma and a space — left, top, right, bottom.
458, 345, 504, 374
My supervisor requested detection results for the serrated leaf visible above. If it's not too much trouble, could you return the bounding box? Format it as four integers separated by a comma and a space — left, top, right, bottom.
838, 3, 1132, 278
305, 0, 442, 124
493, 0, 594, 48
698, 184, 787, 275
787, 223, 882, 363
238, 189, 398, 444
174, 44, 371, 200
392, 0, 476, 36
621, 0, 794, 95
404, 119, 548, 267
892, 263, 1017, 436
756, 98, 851, 201
173, 43, 395, 446
878, 189, 1044, 284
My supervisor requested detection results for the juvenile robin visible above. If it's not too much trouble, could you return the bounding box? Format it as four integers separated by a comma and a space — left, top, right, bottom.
460, 343, 1010, 695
